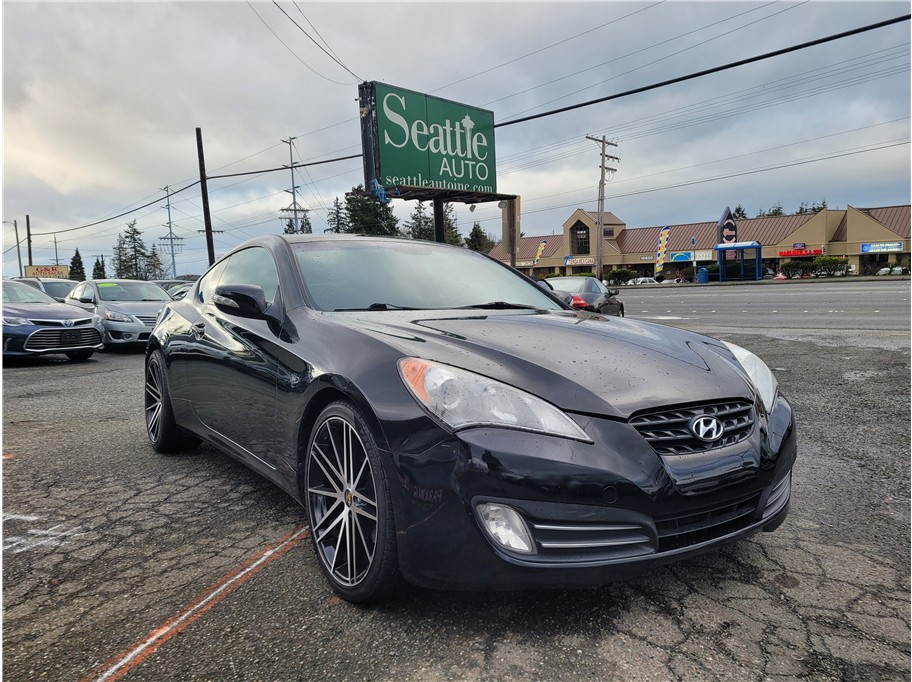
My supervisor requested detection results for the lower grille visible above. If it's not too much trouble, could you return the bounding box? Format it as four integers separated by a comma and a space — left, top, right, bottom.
655, 494, 760, 552
629, 400, 755, 455
25, 328, 102, 351
528, 520, 656, 563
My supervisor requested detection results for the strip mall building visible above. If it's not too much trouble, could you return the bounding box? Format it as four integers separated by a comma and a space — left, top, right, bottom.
489, 204, 910, 278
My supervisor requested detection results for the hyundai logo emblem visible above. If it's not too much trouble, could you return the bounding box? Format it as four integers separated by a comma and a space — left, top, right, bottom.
690, 415, 724, 442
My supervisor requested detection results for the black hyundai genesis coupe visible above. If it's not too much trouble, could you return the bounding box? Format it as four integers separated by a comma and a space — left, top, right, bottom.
145, 234, 795, 603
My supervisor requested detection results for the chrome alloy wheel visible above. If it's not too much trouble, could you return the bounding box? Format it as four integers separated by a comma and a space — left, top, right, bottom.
144, 354, 164, 443
306, 415, 379, 588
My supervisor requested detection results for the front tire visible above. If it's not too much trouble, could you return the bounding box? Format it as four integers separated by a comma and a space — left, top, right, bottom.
304, 401, 401, 603
145, 350, 199, 453
66, 351, 94, 362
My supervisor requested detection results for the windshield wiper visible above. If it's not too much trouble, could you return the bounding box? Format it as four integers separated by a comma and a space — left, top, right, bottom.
455, 302, 540, 310
333, 302, 422, 311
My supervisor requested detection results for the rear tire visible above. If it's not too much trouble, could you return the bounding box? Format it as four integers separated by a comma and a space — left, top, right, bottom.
145, 350, 200, 453
304, 401, 401, 603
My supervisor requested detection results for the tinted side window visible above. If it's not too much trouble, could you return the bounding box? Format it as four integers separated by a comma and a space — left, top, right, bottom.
196, 260, 228, 304
219, 247, 279, 303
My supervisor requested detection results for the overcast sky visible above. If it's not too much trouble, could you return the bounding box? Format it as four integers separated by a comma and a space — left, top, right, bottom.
3, 1, 910, 276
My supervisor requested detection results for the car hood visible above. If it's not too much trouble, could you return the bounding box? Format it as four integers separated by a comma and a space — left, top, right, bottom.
326, 310, 754, 419
4, 302, 96, 320
98, 300, 169, 315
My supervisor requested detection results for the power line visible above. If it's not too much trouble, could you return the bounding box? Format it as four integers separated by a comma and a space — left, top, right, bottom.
494, 13, 911, 128
270, 0, 361, 81
245, 1, 352, 86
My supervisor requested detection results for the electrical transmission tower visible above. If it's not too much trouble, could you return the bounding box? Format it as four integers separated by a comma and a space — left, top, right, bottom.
280, 137, 308, 234
158, 185, 184, 277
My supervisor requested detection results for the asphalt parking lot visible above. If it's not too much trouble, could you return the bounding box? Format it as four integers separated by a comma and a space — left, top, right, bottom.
3, 281, 910, 681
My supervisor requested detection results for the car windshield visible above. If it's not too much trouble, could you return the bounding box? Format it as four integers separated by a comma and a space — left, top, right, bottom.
545, 277, 588, 294
294, 240, 563, 312
3, 281, 58, 305
97, 282, 172, 302
42, 281, 76, 298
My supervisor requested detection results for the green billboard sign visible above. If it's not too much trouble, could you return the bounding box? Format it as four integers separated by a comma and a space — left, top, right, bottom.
359, 82, 497, 196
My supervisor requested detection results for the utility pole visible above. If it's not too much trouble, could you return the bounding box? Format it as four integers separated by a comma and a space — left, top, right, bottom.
159, 185, 184, 277
2, 219, 23, 276
585, 136, 619, 281
26, 214, 33, 266
281, 137, 305, 233
52, 234, 62, 265
196, 127, 216, 266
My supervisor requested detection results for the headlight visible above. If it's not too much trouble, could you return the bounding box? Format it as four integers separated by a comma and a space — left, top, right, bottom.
3, 317, 30, 326
398, 357, 592, 442
101, 309, 133, 323
722, 341, 778, 412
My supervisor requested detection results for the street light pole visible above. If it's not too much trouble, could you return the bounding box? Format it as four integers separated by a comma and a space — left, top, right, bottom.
3, 219, 23, 277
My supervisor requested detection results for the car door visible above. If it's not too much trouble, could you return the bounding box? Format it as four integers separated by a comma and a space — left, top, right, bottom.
184, 247, 282, 470
67, 282, 95, 311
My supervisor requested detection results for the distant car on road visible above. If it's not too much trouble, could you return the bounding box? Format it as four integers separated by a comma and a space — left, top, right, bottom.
876, 266, 903, 275
64, 279, 173, 348
629, 277, 660, 285
545, 276, 624, 316
13, 277, 79, 302
2, 280, 104, 361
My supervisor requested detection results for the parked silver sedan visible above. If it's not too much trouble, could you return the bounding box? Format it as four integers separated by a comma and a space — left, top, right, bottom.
64, 279, 173, 348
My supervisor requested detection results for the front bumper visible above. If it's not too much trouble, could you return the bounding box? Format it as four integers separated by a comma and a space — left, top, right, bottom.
385, 396, 796, 590
3, 326, 104, 356
103, 319, 154, 345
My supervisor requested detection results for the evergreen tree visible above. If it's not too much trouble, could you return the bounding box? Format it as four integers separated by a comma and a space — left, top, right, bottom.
112, 233, 128, 278
404, 201, 434, 241
92, 256, 107, 279
299, 209, 313, 234
443, 203, 463, 246
465, 221, 496, 252
69, 248, 86, 281
326, 197, 348, 234
112, 220, 149, 278
144, 244, 167, 279
343, 185, 399, 236
731, 205, 748, 220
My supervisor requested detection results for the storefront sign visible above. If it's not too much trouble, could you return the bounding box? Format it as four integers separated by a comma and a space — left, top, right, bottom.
793, 242, 806, 249
669, 251, 693, 262
639, 255, 653, 261
515, 260, 534, 267
695, 250, 714, 261
359, 82, 496, 195
564, 256, 595, 266
861, 242, 902, 253
24, 265, 69, 278
778, 249, 822, 257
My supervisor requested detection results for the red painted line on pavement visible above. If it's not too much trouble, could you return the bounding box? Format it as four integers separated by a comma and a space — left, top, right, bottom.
81, 525, 310, 682
3, 454, 15, 460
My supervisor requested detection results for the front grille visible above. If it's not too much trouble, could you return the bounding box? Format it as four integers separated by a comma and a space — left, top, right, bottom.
656, 494, 760, 552
527, 520, 656, 563
25, 328, 103, 351
629, 400, 755, 455
27, 317, 93, 327
134, 315, 159, 327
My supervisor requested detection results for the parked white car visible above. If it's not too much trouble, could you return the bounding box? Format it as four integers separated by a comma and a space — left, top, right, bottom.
876, 266, 903, 275
629, 277, 660, 285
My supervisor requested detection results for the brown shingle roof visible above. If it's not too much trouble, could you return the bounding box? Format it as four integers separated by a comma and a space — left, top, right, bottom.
616, 213, 815, 253
488, 234, 564, 260
832, 213, 849, 242
856, 205, 911, 239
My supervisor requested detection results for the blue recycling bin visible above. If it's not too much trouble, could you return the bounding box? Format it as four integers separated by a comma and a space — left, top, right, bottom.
697, 268, 709, 284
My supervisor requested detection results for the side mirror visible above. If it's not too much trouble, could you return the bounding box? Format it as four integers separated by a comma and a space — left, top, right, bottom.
608, 289, 619, 297
213, 284, 274, 320
79, 296, 95, 304
535, 279, 553, 291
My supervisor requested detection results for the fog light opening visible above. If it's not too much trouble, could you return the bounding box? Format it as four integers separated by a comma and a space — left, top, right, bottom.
476, 503, 536, 554
122, 333, 134, 341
